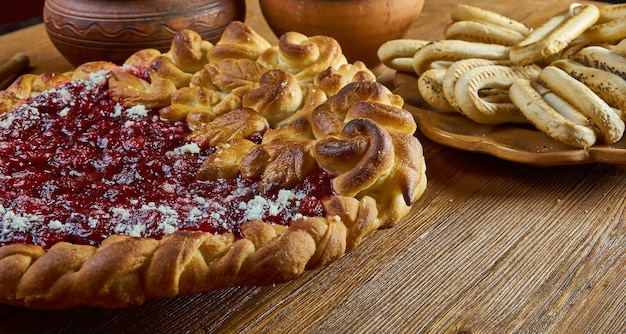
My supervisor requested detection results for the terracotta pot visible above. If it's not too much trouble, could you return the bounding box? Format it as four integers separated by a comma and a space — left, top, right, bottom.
259, 0, 424, 67
43, 0, 246, 66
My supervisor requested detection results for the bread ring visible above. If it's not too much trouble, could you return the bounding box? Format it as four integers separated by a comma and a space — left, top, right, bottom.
509, 4, 599, 65
417, 68, 454, 112
613, 39, 626, 58
574, 17, 626, 44
539, 65, 624, 143
597, 3, 626, 23
509, 79, 597, 148
551, 58, 626, 114
450, 4, 532, 36
453, 64, 540, 124
441, 58, 505, 112
444, 21, 525, 46
529, 79, 594, 128
377, 39, 429, 73
412, 40, 510, 75
571, 45, 626, 81
566, 4, 626, 45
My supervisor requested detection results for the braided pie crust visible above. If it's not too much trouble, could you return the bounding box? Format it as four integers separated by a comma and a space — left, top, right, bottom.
0, 21, 426, 309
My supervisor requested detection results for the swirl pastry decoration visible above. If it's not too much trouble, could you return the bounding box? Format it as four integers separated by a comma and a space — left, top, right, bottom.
257, 32, 348, 83
379, 3, 626, 148
0, 21, 427, 309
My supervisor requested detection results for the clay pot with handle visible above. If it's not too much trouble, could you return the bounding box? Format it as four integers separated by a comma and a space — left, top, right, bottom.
43, 0, 246, 66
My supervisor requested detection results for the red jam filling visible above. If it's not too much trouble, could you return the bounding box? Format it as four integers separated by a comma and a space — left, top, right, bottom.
0, 73, 333, 249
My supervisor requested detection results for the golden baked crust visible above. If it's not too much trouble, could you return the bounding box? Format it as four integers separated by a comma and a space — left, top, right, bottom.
0, 21, 426, 309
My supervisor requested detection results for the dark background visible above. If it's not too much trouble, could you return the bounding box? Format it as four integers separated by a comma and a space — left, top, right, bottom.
1, 0, 625, 34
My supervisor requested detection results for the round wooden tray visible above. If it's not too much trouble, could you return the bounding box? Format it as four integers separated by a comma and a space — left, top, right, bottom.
393, 72, 626, 166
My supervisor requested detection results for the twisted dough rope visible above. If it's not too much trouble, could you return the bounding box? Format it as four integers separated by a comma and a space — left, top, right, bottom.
0, 196, 381, 309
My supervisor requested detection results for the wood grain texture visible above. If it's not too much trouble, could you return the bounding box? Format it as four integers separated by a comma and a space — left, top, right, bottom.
0, 0, 625, 333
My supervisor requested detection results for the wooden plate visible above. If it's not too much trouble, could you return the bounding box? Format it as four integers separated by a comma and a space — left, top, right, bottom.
393, 72, 626, 166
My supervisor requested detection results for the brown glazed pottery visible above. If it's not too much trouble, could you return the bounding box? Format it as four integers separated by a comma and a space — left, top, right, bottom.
43, 0, 246, 66
259, 0, 424, 67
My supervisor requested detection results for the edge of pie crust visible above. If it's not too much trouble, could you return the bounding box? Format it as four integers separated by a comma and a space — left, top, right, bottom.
0, 21, 427, 309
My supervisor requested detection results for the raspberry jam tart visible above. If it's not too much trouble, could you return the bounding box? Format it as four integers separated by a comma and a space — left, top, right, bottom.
0, 72, 333, 249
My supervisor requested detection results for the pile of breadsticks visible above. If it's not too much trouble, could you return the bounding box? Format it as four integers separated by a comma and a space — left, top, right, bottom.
378, 3, 626, 148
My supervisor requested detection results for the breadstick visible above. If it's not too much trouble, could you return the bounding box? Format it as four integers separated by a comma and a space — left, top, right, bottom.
0, 53, 29, 89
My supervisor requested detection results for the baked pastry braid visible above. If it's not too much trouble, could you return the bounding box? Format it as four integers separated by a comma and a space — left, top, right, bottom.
107, 30, 217, 109
0, 194, 379, 309
158, 59, 266, 126
123, 30, 212, 90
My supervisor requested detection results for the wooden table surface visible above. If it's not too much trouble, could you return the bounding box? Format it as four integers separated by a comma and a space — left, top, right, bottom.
1, 0, 625, 333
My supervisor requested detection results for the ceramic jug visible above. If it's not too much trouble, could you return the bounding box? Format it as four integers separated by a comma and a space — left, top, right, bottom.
44, 0, 246, 66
